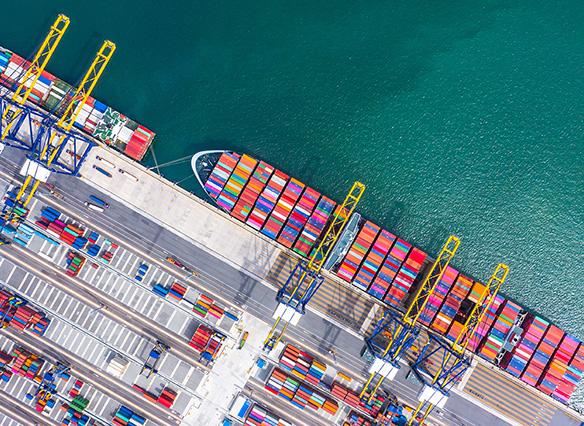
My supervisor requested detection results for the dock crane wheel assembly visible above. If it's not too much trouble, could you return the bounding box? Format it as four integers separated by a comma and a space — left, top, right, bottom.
360, 235, 461, 403
263, 181, 366, 352
407, 263, 510, 426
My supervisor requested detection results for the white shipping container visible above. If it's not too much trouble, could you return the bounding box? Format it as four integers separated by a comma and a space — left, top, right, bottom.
50, 86, 66, 96
117, 126, 134, 143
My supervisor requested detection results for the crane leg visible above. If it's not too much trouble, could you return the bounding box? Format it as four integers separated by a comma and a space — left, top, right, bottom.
359, 372, 376, 399
23, 180, 41, 207
368, 375, 385, 404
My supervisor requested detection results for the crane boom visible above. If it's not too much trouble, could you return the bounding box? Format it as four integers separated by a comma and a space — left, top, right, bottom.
408, 263, 510, 425
360, 236, 460, 401
263, 181, 366, 351
16, 40, 116, 206
1, 14, 70, 141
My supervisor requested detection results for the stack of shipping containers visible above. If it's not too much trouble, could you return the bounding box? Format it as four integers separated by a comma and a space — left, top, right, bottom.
384, 248, 426, 308
366, 235, 404, 301
265, 368, 338, 415
550, 344, 584, 403
351, 230, 391, 292
216, 155, 257, 212
203, 153, 240, 199
479, 300, 522, 363
278, 188, 320, 249
262, 179, 304, 239
231, 161, 274, 222
503, 315, 549, 378
247, 170, 288, 231
278, 344, 327, 386
538, 335, 579, 399
521, 325, 563, 387
244, 403, 293, 426
336, 221, 380, 284
446, 280, 486, 340
466, 294, 504, 351
352, 230, 394, 298
439, 275, 473, 341
292, 197, 336, 257
420, 266, 457, 328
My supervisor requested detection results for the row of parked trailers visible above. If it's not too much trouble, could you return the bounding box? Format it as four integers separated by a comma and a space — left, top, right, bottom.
202, 152, 584, 405
0, 47, 155, 161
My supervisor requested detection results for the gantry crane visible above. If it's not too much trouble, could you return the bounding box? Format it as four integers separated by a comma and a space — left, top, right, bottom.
360, 235, 461, 403
263, 181, 366, 352
0, 15, 70, 146
16, 39, 115, 206
407, 263, 509, 425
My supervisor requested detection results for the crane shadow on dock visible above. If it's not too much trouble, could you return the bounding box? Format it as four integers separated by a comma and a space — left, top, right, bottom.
266, 252, 374, 334
233, 237, 280, 309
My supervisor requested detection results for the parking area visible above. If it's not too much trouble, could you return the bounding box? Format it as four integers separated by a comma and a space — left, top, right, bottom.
0, 416, 21, 426
26, 199, 238, 339
0, 335, 123, 425
0, 257, 202, 414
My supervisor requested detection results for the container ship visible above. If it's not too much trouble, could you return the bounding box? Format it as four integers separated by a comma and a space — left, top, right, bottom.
192, 150, 584, 407
0, 47, 155, 161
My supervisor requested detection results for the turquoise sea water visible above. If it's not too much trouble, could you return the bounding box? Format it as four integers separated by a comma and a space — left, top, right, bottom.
1, 0, 583, 398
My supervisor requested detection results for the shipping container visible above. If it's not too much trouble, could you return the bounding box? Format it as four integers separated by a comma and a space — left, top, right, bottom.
502, 315, 549, 377
279, 344, 327, 386
538, 335, 581, 402
419, 266, 458, 328
292, 196, 336, 257
521, 324, 564, 387
350, 229, 394, 296
246, 170, 289, 231
548, 342, 584, 404
336, 221, 380, 284
278, 188, 320, 248
204, 152, 241, 199
466, 294, 505, 352
478, 300, 522, 362
384, 247, 427, 308
262, 178, 304, 239
231, 161, 274, 222
217, 154, 258, 212
440, 275, 473, 341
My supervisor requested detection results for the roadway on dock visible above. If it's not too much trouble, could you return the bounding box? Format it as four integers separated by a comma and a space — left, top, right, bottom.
0, 147, 580, 426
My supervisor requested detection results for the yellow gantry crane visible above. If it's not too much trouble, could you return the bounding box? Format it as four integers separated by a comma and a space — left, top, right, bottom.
360, 235, 461, 402
263, 181, 366, 352
0, 14, 70, 141
407, 263, 509, 425
16, 40, 116, 206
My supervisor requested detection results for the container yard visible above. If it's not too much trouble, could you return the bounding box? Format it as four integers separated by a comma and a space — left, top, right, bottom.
0, 14, 582, 426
